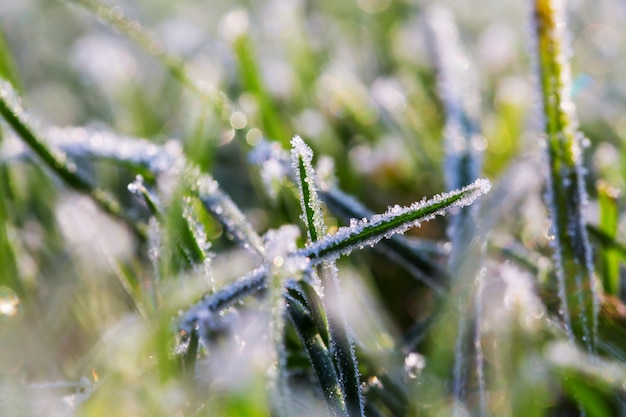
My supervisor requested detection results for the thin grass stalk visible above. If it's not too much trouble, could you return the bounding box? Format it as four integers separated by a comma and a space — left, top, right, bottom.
531, 0, 599, 352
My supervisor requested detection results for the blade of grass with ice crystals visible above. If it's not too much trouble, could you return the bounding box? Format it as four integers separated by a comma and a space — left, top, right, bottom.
425, 7, 486, 413
1, 125, 266, 260
320, 187, 448, 293
0, 81, 145, 238
597, 181, 620, 296
292, 136, 326, 243
292, 136, 363, 417
250, 140, 448, 291
532, 0, 599, 351
299, 178, 491, 264
192, 170, 266, 259
178, 266, 267, 334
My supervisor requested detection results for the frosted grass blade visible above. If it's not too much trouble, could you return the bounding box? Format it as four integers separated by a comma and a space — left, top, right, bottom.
251, 140, 448, 290
0, 81, 144, 238
291, 136, 364, 417
425, 8, 486, 413
179, 266, 266, 334
3, 125, 265, 259
424, 6, 483, 198
292, 136, 327, 242
320, 187, 448, 293
299, 178, 491, 264
531, 0, 599, 351
1, 127, 184, 178
193, 170, 266, 259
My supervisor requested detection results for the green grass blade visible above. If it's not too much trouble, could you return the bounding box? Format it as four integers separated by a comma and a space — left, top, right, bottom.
251, 140, 448, 291
320, 187, 448, 293
233, 35, 290, 146
299, 178, 491, 263
285, 291, 348, 417
291, 136, 326, 242
291, 136, 363, 416
597, 181, 620, 296
0, 29, 21, 92
532, 0, 599, 351
179, 266, 267, 334
0, 81, 144, 238
64, 0, 235, 133
193, 170, 266, 259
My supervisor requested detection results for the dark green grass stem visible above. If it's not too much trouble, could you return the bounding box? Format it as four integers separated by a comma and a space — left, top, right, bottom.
532, 0, 599, 351
286, 293, 348, 417
0, 83, 145, 239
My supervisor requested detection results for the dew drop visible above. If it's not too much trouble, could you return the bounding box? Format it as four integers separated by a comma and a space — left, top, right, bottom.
0, 286, 21, 319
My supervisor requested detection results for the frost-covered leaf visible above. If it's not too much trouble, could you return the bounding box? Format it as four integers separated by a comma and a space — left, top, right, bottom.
291, 136, 326, 243
299, 178, 491, 264
532, 0, 599, 352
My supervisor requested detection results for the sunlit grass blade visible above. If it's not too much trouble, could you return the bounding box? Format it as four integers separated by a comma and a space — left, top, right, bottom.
532, 0, 599, 351
0, 81, 145, 238
587, 225, 626, 263
596, 181, 620, 296
0, 164, 21, 295
0, 29, 21, 92
299, 178, 491, 264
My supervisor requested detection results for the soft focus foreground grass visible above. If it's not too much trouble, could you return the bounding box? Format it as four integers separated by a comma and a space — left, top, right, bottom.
1, 0, 626, 416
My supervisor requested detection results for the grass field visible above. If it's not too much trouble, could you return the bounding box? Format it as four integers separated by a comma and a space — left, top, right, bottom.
1, 0, 626, 416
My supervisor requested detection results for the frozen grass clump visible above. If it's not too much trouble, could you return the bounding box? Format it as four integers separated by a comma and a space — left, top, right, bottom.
2, 0, 626, 416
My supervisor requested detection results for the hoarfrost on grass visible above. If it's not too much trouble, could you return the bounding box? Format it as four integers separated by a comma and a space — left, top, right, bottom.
299, 178, 491, 263
291, 136, 327, 242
